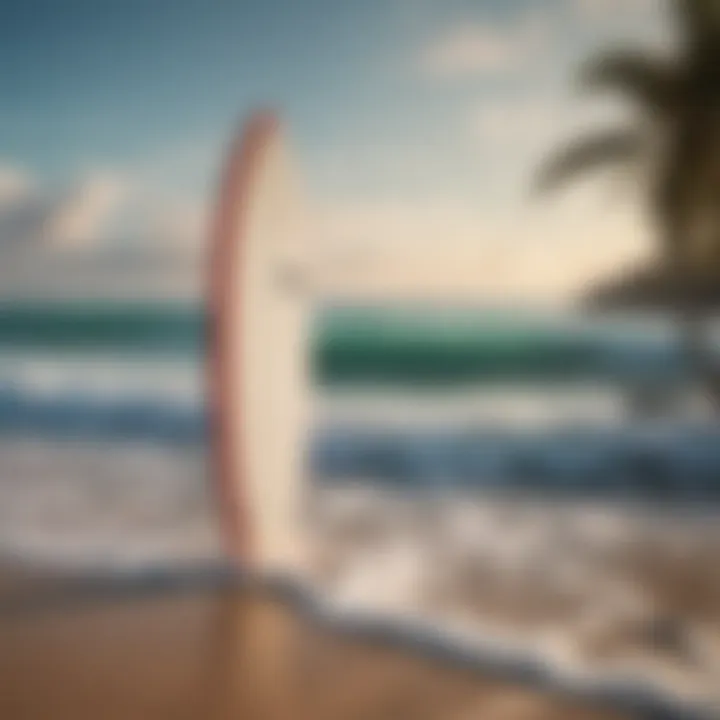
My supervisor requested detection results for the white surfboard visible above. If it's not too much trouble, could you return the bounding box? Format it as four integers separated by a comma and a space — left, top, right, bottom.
208, 112, 310, 573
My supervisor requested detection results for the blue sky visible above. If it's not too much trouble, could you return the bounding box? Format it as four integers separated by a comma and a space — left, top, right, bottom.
0, 0, 559, 194
0, 0, 666, 299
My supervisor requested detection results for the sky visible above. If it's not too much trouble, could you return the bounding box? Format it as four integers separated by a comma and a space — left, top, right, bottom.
0, 0, 671, 302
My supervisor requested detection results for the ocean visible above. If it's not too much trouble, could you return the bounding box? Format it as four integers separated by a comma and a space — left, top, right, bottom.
0, 302, 718, 485
0, 300, 719, 568
1, 302, 719, 708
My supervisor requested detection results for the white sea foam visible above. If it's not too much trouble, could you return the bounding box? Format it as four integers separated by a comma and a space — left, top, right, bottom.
306, 484, 720, 707
0, 439, 219, 571
0, 353, 203, 404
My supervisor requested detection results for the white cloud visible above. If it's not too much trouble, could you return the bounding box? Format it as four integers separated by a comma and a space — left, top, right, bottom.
0, 168, 129, 252
472, 99, 560, 146
424, 27, 520, 75
0, 159, 206, 299
0, 165, 34, 209
0, 175, 651, 303
0, 158, 208, 252
313, 196, 651, 304
317, 201, 496, 253
0, 117, 652, 303
573, 0, 655, 20
47, 173, 127, 249
145, 199, 208, 249
570, 0, 670, 48
422, 13, 548, 77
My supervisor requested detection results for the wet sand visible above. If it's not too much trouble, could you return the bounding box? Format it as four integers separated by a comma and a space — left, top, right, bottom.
0, 570, 628, 720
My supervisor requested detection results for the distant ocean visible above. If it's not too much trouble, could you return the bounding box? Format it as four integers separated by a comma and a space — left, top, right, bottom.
0, 301, 719, 499
0, 301, 689, 379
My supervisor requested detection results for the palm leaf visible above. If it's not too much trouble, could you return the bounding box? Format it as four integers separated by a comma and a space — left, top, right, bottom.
535, 129, 643, 193
579, 51, 679, 114
676, 0, 720, 50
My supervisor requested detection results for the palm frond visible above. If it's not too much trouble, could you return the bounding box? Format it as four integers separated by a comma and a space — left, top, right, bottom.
584, 261, 720, 312
535, 129, 643, 194
676, 0, 720, 51
579, 51, 680, 114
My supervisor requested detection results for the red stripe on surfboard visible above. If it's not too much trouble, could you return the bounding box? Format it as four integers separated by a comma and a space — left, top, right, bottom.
207, 112, 280, 564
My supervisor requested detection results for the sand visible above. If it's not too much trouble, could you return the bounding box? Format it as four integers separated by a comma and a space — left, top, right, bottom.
0, 571, 631, 720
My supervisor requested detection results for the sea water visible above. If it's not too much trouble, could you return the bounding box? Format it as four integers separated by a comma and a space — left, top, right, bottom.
0, 304, 719, 707
0, 303, 719, 566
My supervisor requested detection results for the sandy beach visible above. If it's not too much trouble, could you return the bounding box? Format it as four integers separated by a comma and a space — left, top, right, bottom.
0, 566, 633, 720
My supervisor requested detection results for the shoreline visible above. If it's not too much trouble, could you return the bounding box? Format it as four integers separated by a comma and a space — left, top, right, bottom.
0, 561, 687, 720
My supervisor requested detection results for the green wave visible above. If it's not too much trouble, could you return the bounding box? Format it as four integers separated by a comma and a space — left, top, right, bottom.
0, 302, 672, 386
0, 302, 203, 353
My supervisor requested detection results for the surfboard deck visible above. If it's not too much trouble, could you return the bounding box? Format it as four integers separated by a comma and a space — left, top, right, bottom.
208, 112, 310, 573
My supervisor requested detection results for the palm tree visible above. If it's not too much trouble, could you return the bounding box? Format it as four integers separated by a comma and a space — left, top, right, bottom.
536, 0, 720, 406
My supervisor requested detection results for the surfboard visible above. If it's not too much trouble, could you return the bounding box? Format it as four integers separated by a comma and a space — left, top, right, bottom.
208, 112, 310, 573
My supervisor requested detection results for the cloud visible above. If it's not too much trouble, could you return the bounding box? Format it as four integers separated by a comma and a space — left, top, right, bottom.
570, 0, 669, 46
0, 174, 651, 303
573, 0, 654, 20
471, 99, 560, 147
313, 196, 651, 304
0, 167, 128, 252
422, 13, 548, 77
0, 159, 206, 299
47, 173, 127, 249
0, 159, 208, 252
144, 199, 208, 249
0, 170, 48, 250
0, 165, 34, 209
